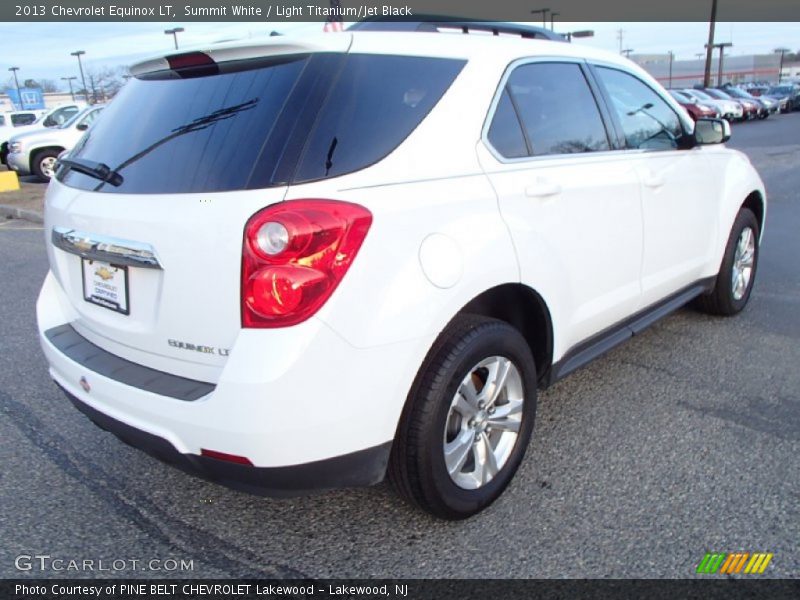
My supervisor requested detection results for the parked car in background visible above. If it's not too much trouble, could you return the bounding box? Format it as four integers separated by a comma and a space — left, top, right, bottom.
7, 106, 104, 181
667, 90, 719, 120
682, 88, 743, 121
765, 84, 800, 112
0, 103, 85, 165
704, 88, 758, 120
721, 85, 776, 118
0, 109, 45, 128
37, 30, 766, 519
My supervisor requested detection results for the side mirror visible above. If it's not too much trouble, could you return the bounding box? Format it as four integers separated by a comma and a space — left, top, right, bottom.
76, 123, 89, 131
694, 118, 730, 145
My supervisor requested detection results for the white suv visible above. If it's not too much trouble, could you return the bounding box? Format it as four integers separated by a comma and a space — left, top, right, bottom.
37, 28, 765, 519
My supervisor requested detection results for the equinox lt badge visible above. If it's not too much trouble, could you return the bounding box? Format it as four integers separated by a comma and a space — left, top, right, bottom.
168, 339, 230, 357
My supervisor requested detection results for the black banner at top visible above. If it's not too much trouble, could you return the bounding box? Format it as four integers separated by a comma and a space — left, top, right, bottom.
1, 0, 799, 22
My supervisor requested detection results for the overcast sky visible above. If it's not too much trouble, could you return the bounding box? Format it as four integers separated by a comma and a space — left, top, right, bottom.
1, 21, 798, 89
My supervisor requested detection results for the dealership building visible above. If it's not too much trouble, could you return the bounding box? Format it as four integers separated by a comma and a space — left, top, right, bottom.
631, 53, 784, 88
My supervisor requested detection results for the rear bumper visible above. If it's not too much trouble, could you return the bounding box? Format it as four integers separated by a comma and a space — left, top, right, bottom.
37, 270, 428, 496
60, 384, 391, 497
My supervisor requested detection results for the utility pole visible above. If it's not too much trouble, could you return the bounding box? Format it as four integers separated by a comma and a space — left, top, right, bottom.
621, 49, 634, 58
617, 29, 624, 54
61, 76, 77, 101
776, 48, 789, 83
8, 67, 24, 109
703, 0, 718, 87
70, 50, 88, 103
530, 9, 550, 28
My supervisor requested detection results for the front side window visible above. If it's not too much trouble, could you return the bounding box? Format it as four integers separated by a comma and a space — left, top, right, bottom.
78, 109, 102, 128
596, 67, 683, 151
500, 62, 610, 157
44, 106, 79, 127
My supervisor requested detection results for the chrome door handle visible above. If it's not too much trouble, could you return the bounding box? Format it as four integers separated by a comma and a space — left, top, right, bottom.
51, 227, 163, 269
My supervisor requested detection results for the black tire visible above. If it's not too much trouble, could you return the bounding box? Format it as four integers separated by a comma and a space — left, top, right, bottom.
31, 149, 60, 182
389, 314, 537, 519
697, 208, 760, 316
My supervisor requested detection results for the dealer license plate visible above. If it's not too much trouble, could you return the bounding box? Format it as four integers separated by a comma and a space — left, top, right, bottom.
81, 259, 129, 315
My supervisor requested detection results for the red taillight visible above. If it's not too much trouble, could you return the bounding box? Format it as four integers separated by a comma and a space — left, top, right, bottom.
241, 199, 372, 328
166, 52, 219, 77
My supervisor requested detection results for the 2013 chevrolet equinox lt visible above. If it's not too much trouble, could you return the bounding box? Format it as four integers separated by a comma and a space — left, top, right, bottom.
37, 28, 765, 519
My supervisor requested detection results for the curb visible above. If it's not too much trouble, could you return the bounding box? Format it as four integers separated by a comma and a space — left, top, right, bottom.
0, 204, 44, 224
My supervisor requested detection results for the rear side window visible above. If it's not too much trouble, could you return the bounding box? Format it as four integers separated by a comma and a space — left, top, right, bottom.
59, 53, 464, 194
293, 55, 465, 182
11, 113, 36, 126
492, 62, 610, 158
596, 67, 683, 151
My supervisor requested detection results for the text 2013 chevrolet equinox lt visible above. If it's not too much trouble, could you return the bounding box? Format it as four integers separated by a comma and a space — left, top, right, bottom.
37, 28, 765, 519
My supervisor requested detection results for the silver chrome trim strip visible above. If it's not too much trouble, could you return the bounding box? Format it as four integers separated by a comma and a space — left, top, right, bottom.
51, 227, 163, 270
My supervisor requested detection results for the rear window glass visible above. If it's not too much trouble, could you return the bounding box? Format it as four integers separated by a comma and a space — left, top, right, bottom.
59, 53, 464, 194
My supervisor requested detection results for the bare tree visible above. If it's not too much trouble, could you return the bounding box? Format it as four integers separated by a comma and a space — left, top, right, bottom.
84, 66, 128, 103
38, 78, 59, 93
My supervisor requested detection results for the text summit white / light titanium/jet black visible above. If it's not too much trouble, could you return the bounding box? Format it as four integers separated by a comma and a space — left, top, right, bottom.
37, 25, 765, 519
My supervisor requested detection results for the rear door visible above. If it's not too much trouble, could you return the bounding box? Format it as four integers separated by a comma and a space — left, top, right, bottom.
477, 59, 643, 353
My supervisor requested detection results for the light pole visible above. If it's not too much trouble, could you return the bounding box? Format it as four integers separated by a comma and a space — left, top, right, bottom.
61, 76, 77, 101
530, 8, 550, 28
717, 42, 732, 86
550, 12, 559, 31
706, 42, 733, 86
165, 27, 184, 50
70, 50, 88, 103
563, 30, 594, 43
668, 51, 674, 88
8, 67, 24, 109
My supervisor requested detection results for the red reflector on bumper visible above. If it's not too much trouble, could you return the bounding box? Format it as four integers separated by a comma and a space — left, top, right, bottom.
200, 449, 254, 466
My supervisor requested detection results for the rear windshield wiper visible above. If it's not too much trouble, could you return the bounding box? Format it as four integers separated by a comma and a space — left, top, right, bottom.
58, 157, 123, 187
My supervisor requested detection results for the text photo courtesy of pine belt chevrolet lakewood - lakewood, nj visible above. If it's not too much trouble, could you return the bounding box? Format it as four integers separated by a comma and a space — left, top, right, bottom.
0, 0, 798, 596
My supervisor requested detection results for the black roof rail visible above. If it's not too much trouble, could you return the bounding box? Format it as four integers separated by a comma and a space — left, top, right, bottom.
347, 17, 567, 42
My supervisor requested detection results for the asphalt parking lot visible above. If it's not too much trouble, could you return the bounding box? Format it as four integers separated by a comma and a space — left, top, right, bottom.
0, 114, 798, 579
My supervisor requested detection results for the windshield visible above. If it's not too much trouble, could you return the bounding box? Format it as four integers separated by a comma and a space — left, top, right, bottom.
669, 90, 691, 102
726, 88, 753, 99
707, 89, 732, 100
688, 89, 712, 101
59, 53, 465, 194
768, 86, 792, 95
